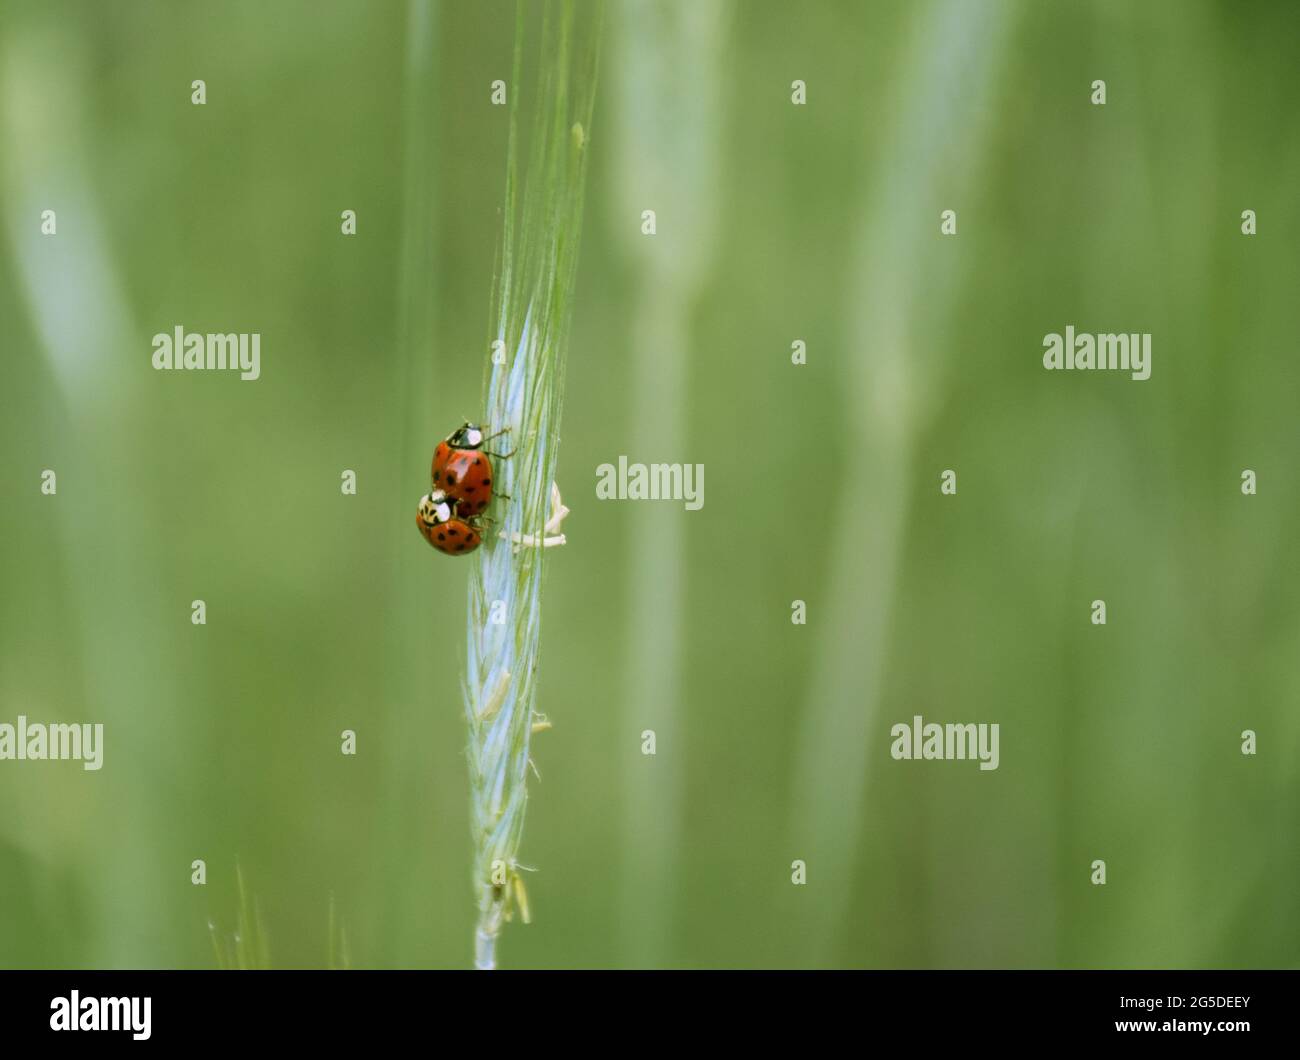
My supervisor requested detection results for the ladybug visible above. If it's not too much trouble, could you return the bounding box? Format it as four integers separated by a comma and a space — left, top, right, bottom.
431, 422, 511, 519
416, 490, 482, 556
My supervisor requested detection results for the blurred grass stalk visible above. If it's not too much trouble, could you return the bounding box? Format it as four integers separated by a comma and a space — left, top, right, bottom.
609, 0, 729, 966
371, 0, 440, 967
462, 0, 602, 970
788, 0, 1014, 964
1, 20, 184, 965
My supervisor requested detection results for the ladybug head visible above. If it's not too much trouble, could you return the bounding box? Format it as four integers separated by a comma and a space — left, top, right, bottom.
418, 491, 455, 526
448, 422, 484, 449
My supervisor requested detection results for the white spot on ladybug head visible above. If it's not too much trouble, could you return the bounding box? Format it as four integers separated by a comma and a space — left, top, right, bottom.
419, 491, 455, 525
425, 490, 454, 523
464, 427, 483, 447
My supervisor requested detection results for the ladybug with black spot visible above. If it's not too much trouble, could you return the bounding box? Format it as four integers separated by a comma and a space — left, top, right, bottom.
431, 422, 512, 518
415, 490, 482, 556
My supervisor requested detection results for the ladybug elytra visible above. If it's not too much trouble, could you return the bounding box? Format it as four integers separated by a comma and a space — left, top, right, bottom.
431, 422, 512, 518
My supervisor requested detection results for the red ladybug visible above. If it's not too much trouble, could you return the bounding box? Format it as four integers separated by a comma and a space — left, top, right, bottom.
431, 422, 511, 518
416, 490, 482, 556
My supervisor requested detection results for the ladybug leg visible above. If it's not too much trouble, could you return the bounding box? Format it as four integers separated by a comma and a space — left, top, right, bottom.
481, 426, 514, 459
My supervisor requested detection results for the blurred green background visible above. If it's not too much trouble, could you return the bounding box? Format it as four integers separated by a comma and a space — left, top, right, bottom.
1, 0, 1298, 968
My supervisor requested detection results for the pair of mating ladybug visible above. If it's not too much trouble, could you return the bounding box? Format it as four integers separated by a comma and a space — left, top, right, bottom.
416, 422, 511, 556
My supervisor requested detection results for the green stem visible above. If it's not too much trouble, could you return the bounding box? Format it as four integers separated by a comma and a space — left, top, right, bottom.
463, 0, 603, 970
